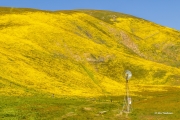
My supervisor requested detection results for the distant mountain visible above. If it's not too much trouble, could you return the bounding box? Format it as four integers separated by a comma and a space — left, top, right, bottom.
0, 7, 180, 97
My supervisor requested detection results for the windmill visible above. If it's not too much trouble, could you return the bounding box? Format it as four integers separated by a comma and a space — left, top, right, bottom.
121, 70, 132, 116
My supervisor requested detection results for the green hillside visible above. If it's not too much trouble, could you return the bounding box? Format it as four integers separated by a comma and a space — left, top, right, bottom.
0, 7, 180, 98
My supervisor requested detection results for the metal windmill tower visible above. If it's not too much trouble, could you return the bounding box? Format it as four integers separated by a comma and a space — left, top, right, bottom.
121, 70, 132, 116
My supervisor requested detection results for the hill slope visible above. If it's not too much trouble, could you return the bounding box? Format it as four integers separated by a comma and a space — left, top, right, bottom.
0, 7, 180, 97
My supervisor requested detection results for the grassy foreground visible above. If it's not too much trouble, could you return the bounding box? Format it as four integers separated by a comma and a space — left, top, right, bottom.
1, 85, 180, 120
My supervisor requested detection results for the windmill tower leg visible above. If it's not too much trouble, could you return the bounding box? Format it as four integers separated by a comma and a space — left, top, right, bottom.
120, 70, 132, 117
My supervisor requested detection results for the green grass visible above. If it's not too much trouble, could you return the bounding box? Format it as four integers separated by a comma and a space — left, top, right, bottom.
1, 86, 180, 120
131, 86, 180, 120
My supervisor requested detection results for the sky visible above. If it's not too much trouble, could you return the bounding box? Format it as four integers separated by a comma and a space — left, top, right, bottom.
1, 0, 180, 30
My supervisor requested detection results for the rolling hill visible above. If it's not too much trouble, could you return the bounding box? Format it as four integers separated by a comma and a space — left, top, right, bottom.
0, 7, 180, 97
